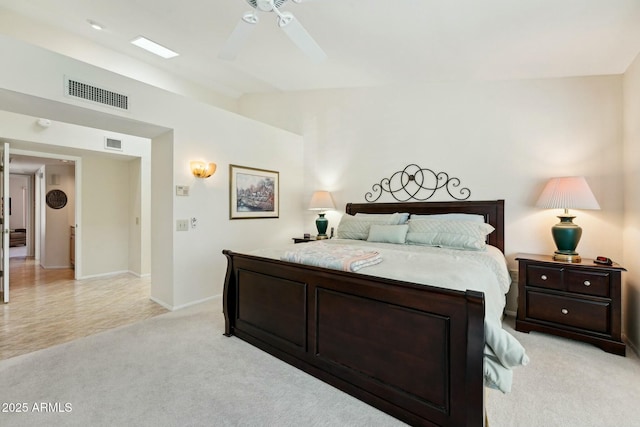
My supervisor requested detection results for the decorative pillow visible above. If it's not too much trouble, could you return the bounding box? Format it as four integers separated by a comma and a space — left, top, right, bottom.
336, 215, 379, 240
410, 213, 485, 223
406, 219, 495, 250
367, 224, 409, 244
354, 212, 410, 224
338, 213, 408, 240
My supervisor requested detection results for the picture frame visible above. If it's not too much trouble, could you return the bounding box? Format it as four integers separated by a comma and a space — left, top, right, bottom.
229, 164, 279, 219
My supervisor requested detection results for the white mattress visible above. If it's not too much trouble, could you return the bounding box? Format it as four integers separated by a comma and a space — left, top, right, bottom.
250, 239, 509, 319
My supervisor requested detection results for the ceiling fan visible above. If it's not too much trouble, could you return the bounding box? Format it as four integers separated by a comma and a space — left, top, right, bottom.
219, 0, 327, 62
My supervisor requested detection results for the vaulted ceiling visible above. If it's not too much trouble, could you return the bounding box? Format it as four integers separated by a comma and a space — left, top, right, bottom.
1, 0, 640, 101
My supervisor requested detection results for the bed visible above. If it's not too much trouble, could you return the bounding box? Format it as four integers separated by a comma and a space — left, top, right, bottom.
222, 199, 522, 426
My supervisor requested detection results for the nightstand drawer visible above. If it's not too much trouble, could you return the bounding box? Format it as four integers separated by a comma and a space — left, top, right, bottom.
527, 265, 564, 290
527, 291, 610, 334
566, 270, 610, 298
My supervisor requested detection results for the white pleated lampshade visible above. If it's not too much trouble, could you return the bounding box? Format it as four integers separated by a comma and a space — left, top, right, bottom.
308, 191, 335, 211
536, 176, 600, 210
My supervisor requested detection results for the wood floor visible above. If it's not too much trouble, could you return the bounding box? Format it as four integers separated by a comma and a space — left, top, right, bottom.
0, 257, 168, 360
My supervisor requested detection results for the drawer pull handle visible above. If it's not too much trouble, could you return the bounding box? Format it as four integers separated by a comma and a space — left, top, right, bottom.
561, 308, 569, 315
541, 275, 548, 280
584, 280, 591, 286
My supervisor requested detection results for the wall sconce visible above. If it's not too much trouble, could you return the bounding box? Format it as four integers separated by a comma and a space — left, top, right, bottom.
190, 161, 217, 178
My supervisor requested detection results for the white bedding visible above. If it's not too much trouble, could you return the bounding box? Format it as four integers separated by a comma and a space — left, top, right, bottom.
246, 238, 528, 392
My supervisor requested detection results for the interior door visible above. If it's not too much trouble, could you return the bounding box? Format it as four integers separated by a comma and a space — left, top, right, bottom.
1, 141, 9, 303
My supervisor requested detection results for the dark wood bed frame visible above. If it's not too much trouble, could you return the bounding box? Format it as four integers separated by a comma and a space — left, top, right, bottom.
223, 200, 504, 426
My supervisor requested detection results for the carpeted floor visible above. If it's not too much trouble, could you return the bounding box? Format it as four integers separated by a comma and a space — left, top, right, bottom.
488, 316, 640, 427
0, 296, 638, 426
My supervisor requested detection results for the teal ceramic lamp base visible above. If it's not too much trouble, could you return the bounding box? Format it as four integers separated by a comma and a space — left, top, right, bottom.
551, 214, 583, 262
315, 213, 329, 240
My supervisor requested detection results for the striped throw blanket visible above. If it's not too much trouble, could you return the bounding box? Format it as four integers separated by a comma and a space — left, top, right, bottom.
281, 242, 382, 272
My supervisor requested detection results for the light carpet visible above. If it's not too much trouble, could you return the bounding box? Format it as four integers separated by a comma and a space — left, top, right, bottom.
0, 296, 638, 426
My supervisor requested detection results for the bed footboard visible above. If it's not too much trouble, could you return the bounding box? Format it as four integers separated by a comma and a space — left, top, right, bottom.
222, 250, 485, 427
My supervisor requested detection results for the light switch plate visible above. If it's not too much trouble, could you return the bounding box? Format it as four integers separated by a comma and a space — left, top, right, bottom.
176, 219, 189, 231
176, 185, 189, 196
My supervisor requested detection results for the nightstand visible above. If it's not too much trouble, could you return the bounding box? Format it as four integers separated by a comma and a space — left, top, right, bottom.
292, 237, 315, 244
515, 253, 626, 356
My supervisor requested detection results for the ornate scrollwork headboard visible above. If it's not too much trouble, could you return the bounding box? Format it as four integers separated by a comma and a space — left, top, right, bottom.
365, 164, 471, 202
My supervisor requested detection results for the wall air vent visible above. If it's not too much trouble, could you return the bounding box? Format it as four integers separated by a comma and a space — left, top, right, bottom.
105, 137, 123, 151
64, 77, 129, 111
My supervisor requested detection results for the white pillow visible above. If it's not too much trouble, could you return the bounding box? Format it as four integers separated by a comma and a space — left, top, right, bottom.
406, 219, 494, 250
410, 213, 485, 223
354, 212, 410, 224
367, 224, 409, 244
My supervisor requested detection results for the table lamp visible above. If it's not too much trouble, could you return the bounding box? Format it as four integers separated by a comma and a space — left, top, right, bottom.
535, 176, 600, 262
308, 191, 335, 239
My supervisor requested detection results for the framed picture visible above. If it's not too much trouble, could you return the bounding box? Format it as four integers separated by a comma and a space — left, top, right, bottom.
229, 164, 279, 219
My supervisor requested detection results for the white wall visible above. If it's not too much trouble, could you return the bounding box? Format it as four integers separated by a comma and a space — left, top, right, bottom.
623, 52, 640, 353
150, 130, 174, 306
239, 76, 625, 314
81, 156, 130, 275
0, 35, 305, 309
128, 158, 145, 276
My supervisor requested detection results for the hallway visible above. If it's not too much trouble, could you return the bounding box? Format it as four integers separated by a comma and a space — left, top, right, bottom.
0, 257, 168, 360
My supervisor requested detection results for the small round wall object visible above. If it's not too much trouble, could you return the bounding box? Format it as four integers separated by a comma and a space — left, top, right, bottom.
46, 189, 67, 209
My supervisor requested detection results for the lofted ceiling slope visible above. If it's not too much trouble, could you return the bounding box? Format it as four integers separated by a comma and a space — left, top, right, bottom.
0, 0, 639, 101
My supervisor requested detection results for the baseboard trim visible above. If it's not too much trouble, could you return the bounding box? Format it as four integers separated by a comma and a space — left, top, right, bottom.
504, 309, 517, 318
624, 333, 639, 357
149, 296, 173, 311
127, 270, 151, 278
77, 270, 132, 280
150, 294, 220, 311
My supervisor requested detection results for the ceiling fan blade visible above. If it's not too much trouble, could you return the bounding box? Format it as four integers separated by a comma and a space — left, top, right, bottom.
277, 12, 327, 62
218, 12, 259, 60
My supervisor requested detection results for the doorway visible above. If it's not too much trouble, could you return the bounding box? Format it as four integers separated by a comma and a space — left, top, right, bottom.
8, 173, 32, 260
0, 92, 166, 305
8, 151, 80, 278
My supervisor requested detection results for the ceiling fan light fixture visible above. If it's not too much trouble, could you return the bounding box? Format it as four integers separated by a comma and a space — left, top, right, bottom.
222, 0, 326, 62
277, 12, 294, 27
247, 0, 287, 10
256, 0, 273, 12
242, 11, 259, 25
